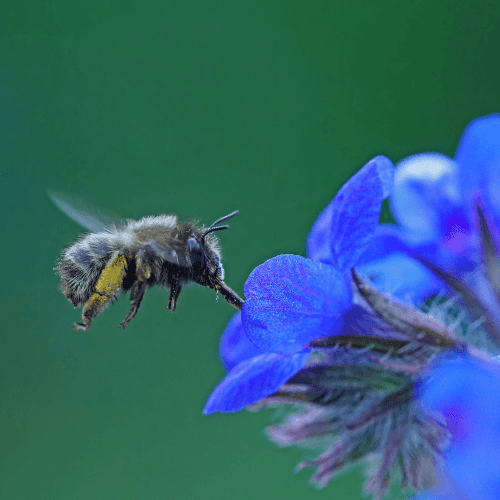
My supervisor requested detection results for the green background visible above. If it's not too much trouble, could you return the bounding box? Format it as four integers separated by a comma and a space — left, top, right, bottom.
1, 0, 499, 498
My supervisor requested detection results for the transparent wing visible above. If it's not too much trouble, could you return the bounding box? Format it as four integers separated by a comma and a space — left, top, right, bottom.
48, 191, 123, 232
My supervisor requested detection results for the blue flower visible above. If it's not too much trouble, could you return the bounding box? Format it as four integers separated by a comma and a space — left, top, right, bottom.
204, 155, 455, 498
202, 114, 500, 500
204, 155, 394, 415
358, 115, 500, 306
415, 356, 500, 500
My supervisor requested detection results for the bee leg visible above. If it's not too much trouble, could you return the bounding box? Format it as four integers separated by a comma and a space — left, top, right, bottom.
74, 292, 110, 331
119, 281, 147, 329
135, 249, 152, 282
214, 280, 244, 311
119, 249, 151, 329
167, 280, 182, 312
74, 252, 128, 332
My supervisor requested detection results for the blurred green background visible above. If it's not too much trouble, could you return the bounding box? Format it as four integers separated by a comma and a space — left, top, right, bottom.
1, 0, 500, 498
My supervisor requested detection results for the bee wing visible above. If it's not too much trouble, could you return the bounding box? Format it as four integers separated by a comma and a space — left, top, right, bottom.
48, 191, 123, 232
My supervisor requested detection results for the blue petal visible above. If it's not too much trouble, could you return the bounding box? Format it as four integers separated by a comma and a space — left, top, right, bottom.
456, 114, 500, 223
388, 153, 474, 278
372, 154, 395, 199
306, 201, 336, 265
203, 351, 310, 414
391, 153, 460, 240
219, 312, 262, 372
307, 156, 393, 266
242, 255, 351, 353
357, 225, 448, 304
357, 224, 410, 261
358, 251, 446, 304
420, 357, 500, 434
331, 158, 384, 271
420, 356, 500, 500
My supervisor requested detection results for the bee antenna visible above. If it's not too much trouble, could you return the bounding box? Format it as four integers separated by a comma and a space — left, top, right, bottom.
202, 210, 239, 239
208, 210, 239, 230
204, 224, 230, 236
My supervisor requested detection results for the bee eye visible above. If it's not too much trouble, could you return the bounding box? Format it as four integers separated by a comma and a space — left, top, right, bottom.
188, 237, 205, 268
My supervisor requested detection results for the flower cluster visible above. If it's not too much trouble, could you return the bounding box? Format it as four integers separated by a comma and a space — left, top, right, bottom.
204, 115, 500, 499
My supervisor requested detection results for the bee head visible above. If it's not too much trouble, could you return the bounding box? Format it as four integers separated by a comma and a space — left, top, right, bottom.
190, 210, 238, 289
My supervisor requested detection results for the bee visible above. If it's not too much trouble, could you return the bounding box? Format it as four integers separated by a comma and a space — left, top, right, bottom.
51, 193, 243, 332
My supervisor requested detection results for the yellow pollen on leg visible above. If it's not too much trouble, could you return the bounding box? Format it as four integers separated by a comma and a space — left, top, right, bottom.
95, 253, 128, 295
84, 292, 109, 310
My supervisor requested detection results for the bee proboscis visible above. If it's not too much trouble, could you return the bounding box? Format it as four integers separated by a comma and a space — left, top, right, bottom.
51, 193, 243, 331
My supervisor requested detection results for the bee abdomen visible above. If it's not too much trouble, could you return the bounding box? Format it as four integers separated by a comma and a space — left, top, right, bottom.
57, 235, 118, 306
58, 258, 101, 306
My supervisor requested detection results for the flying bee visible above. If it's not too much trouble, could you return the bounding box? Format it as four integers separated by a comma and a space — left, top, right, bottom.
51, 193, 243, 332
